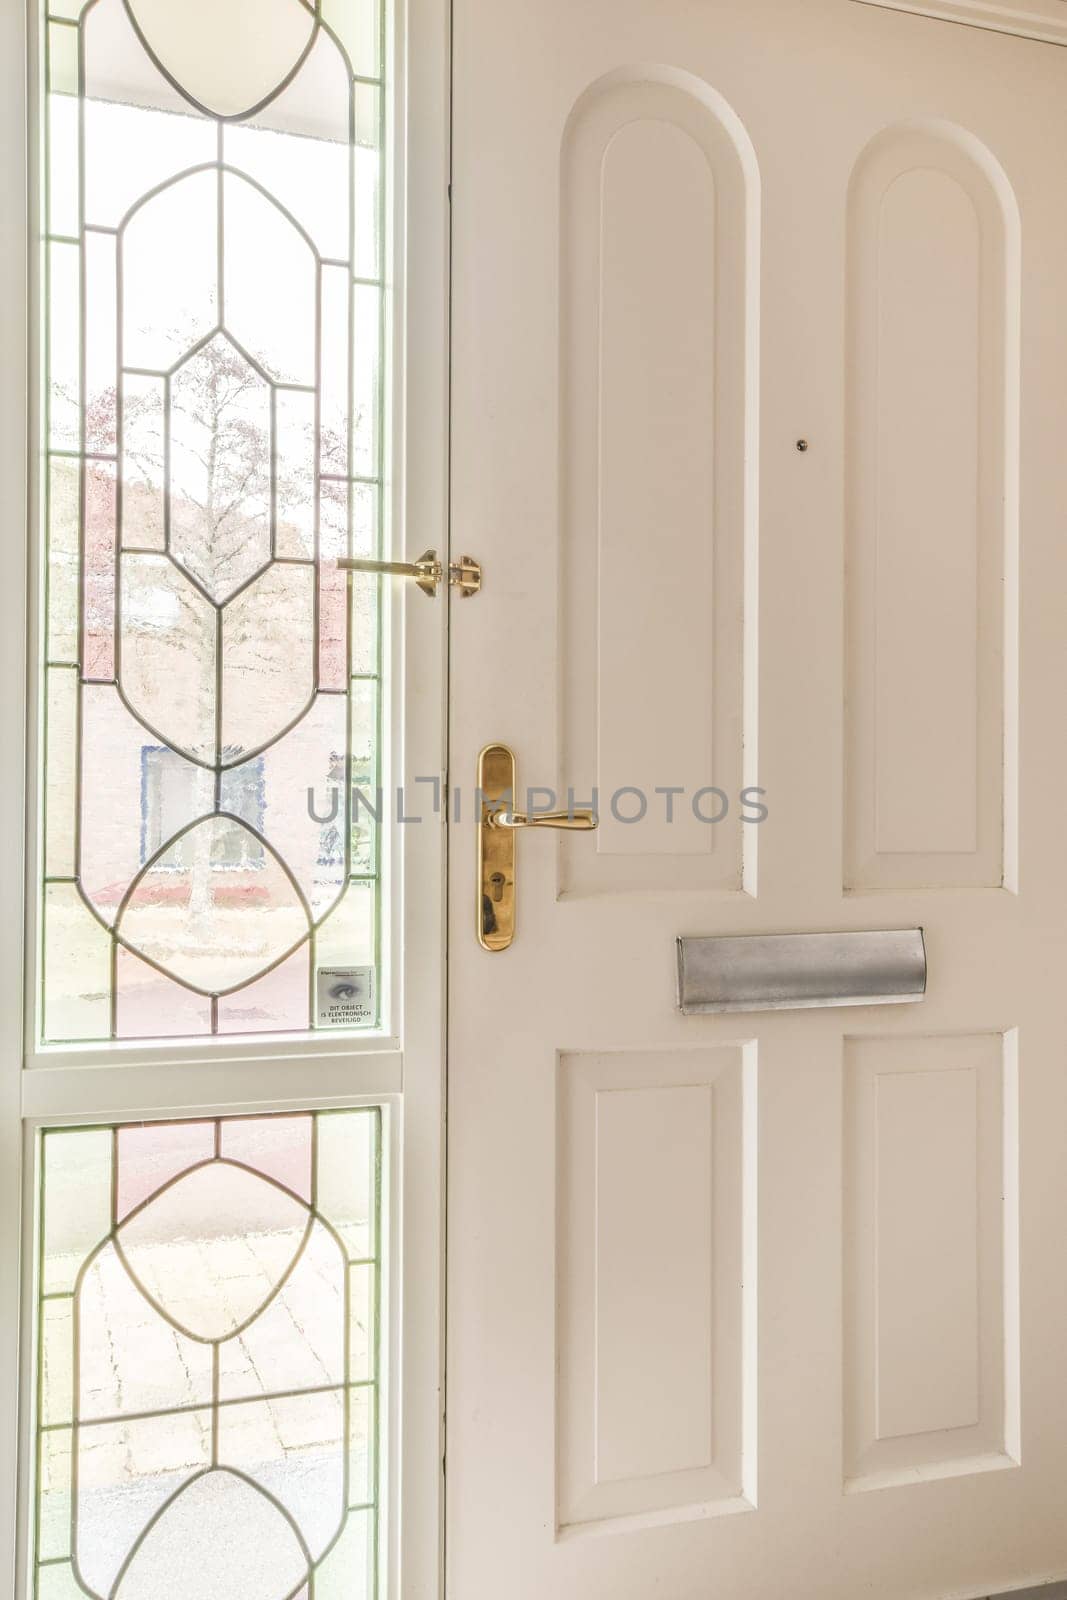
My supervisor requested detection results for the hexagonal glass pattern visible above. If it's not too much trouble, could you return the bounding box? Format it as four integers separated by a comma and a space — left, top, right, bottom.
34, 1110, 381, 1600
40, 0, 386, 1041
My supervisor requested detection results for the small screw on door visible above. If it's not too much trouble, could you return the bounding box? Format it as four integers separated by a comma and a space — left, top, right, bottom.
796, 438, 809, 452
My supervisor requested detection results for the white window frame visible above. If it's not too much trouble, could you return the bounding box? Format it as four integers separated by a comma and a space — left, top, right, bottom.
0, 0, 450, 1594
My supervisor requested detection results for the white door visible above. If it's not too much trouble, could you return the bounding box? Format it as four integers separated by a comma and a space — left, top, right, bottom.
448, 1, 1067, 1596
0, 1, 448, 1595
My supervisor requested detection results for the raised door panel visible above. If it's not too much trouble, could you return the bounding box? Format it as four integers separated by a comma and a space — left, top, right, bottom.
844, 123, 1019, 891
559, 70, 759, 896
843, 1032, 1019, 1490
557, 1046, 755, 1531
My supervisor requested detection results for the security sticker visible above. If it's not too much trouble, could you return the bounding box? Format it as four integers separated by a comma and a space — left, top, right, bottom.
316, 966, 376, 1028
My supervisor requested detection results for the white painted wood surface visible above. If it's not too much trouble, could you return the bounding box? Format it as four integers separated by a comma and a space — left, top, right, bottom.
448, 0, 1067, 1594
853, 0, 1067, 47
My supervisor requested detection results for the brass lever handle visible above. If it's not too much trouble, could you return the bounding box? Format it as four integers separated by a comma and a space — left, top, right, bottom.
477, 744, 597, 952
337, 548, 482, 599
488, 809, 598, 832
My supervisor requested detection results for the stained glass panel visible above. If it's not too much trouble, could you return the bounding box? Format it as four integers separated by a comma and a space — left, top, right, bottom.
34, 1110, 382, 1600
40, 0, 386, 1041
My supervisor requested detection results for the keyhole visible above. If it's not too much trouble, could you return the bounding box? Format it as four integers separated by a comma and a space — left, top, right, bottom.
489, 871, 506, 903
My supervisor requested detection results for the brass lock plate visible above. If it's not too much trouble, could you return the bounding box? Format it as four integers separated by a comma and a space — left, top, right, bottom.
478, 743, 516, 952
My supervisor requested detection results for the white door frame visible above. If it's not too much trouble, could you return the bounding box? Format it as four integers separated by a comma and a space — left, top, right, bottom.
0, 0, 450, 1592
0, 0, 30, 1591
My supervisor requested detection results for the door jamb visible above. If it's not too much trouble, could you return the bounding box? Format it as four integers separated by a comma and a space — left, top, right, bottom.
1, 0, 29, 1587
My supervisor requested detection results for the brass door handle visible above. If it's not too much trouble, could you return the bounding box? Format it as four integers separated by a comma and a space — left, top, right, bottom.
487, 809, 597, 832
337, 548, 482, 598
477, 744, 598, 952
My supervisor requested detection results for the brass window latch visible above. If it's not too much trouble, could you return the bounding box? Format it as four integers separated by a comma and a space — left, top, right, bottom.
477, 743, 597, 952
337, 549, 481, 598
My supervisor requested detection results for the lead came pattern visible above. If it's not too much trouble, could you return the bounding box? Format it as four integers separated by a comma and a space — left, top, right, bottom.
34, 1109, 382, 1600
41, 0, 385, 1041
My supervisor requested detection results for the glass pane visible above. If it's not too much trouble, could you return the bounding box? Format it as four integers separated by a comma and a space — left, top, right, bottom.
349, 1383, 376, 1507
115, 948, 215, 1038
217, 1217, 345, 1400
83, 459, 117, 680
116, 815, 311, 995
47, 20, 78, 96
46, 455, 80, 663
79, 684, 215, 927
47, 241, 79, 450
83, 100, 215, 228
118, 553, 218, 763
116, 1120, 216, 1220
47, 83, 79, 238
79, 1241, 213, 1418
352, 85, 382, 282
215, 942, 311, 1034
273, 387, 316, 558
217, 1390, 345, 1559
41, 1298, 74, 1427
116, 1161, 310, 1339
314, 1507, 375, 1600
322, 0, 381, 83
76, 1410, 213, 1598
39, 0, 388, 1041
351, 283, 381, 479
110, 1470, 310, 1600
251, 24, 353, 143
312, 881, 377, 1025
34, 1111, 384, 1600
224, 120, 349, 261
350, 678, 379, 875
121, 373, 166, 551
219, 1113, 312, 1199
122, 169, 220, 373
222, 174, 316, 385
321, 263, 350, 476
220, 564, 316, 757
38, 1427, 73, 1562
42, 883, 112, 1043
317, 1109, 377, 1260
41, 1127, 112, 1295
44, 667, 78, 878
84, 231, 117, 453
37, 1563, 86, 1600
48, 1, 86, 23
223, 693, 348, 921
168, 333, 272, 601
122, 0, 317, 120
349, 1262, 377, 1381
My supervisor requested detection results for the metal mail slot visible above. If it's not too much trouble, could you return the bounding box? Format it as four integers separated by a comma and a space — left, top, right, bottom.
676, 928, 927, 1014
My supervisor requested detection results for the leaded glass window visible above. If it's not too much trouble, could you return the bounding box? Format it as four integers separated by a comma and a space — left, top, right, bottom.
40, 0, 386, 1042
34, 1109, 382, 1600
